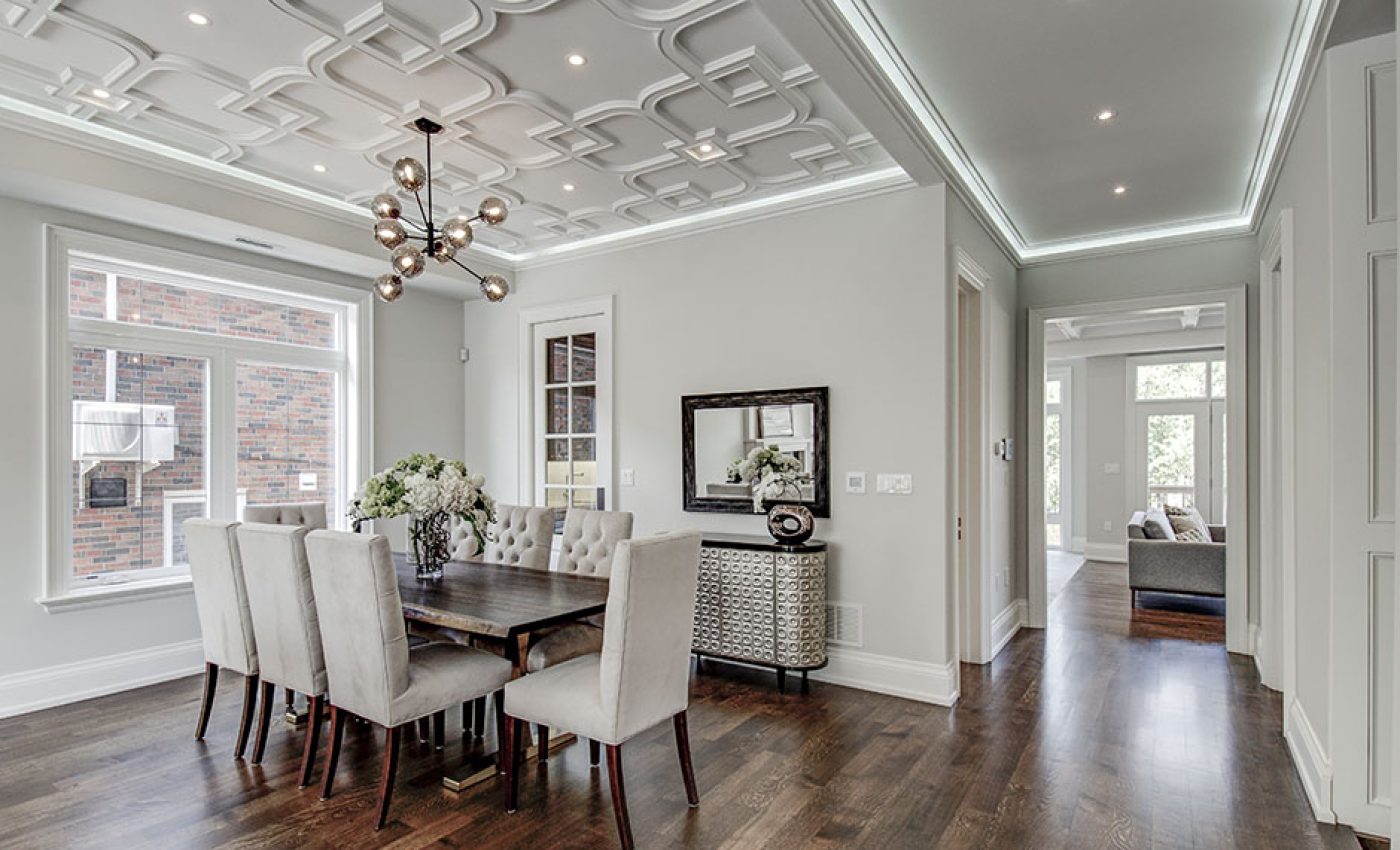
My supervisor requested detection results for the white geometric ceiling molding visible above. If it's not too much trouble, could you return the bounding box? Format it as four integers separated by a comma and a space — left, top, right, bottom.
0, 0, 908, 267
799, 0, 1335, 264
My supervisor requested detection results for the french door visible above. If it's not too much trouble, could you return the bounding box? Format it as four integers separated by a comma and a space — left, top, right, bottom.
1135, 399, 1225, 522
533, 316, 610, 532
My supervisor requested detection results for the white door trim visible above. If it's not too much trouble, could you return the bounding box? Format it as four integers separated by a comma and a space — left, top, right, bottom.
1027, 286, 1249, 652
953, 248, 994, 665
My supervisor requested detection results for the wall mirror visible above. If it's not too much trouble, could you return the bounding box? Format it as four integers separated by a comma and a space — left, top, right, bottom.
681, 386, 829, 516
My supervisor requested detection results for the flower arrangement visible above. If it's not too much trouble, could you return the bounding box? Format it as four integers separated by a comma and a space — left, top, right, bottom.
349, 453, 495, 577
728, 445, 810, 512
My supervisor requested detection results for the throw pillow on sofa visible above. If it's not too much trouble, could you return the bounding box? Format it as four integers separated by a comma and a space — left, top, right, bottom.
1142, 508, 1177, 541
1164, 505, 1211, 541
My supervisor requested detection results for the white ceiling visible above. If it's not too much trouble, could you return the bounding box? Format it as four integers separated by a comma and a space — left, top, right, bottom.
1046, 303, 1226, 359
0, 0, 898, 260
761, 0, 1335, 263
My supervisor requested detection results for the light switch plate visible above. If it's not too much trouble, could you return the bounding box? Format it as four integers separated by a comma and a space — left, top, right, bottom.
845, 472, 866, 494
298, 472, 317, 491
876, 473, 913, 495
1103, 463, 1121, 475
620, 468, 635, 486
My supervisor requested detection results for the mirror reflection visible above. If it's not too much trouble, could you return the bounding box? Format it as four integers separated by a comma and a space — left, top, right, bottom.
693, 403, 817, 507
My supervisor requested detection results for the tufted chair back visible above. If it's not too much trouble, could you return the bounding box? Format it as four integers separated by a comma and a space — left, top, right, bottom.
184, 519, 259, 676
236, 523, 327, 698
558, 509, 634, 577
304, 530, 409, 725
449, 504, 554, 569
243, 502, 328, 530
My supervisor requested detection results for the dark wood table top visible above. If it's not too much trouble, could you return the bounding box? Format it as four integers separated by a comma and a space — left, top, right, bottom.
394, 553, 608, 639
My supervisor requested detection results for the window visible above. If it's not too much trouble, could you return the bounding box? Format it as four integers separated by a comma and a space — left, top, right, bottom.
46, 231, 368, 605
526, 301, 612, 539
1130, 352, 1227, 522
1135, 357, 1225, 401
1044, 369, 1070, 550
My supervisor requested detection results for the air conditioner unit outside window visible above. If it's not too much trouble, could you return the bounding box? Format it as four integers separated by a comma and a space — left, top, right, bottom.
72, 401, 178, 464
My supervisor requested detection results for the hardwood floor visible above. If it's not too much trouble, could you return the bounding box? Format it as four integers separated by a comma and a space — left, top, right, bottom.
0, 561, 1361, 848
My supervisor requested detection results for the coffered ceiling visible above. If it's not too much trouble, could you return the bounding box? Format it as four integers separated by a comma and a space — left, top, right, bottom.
0, 0, 900, 262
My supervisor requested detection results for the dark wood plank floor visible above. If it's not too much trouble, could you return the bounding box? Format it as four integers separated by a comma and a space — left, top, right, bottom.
0, 561, 1361, 849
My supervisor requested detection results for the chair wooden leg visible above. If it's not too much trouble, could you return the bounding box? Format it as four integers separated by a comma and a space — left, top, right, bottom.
298, 695, 324, 789
234, 673, 260, 760
285, 688, 296, 715
474, 696, 487, 738
320, 705, 347, 800
494, 690, 505, 746
251, 680, 276, 765
537, 725, 550, 763
374, 724, 404, 831
195, 663, 218, 741
461, 701, 472, 734
417, 716, 431, 746
605, 743, 635, 850
433, 710, 445, 751
673, 711, 700, 807
503, 716, 523, 812
589, 738, 601, 767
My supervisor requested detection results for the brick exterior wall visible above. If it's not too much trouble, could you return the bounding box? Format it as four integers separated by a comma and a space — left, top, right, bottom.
68, 270, 339, 578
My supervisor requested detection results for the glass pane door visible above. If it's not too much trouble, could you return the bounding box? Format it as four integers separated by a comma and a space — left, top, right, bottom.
1137, 404, 1210, 514
1044, 372, 1069, 550
539, 327, 602, 529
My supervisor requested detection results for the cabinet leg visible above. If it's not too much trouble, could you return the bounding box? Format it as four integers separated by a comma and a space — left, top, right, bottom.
801, 669, 809, 694
777, 668, 786, 694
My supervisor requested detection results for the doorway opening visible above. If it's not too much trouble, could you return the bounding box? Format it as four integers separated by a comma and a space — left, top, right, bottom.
956, 273, 989, 663
1028, 288, 1248, 651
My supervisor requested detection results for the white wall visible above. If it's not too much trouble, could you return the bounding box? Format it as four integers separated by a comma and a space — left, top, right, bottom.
465, 184, 985, 701
1067, 357, 1088, 550
0, 193, 466, 715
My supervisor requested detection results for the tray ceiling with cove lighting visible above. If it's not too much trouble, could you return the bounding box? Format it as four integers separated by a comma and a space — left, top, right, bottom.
0, 0, 901, 263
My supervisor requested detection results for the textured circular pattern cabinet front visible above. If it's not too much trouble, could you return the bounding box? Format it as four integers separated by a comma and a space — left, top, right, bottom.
692, 540, 827, 672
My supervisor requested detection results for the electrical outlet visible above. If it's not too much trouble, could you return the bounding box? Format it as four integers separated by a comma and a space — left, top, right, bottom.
298, 472, 317, 491
620, 468, 635, 486
1102, 520, 1113, 533
1103, 462, 1121, 475
876, 473, 913, 495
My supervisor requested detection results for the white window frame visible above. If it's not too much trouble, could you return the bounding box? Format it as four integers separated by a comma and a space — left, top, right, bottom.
1125, 350, 1227, 522
517, 297, 613, 562
40, 226, 372, 612
1045, 366, 1071, 551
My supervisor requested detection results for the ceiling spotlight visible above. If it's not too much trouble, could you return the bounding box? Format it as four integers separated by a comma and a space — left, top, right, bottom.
684, 140, 726, 162
1113, 184, 1127, 195
187, 12, 210, 25
697, 143, 713, 154
91, 88, 111, 99
562, 183, 575, 192
566, 53, 587, 67
313, 164, 327, 173
1096, 108, 1116, 122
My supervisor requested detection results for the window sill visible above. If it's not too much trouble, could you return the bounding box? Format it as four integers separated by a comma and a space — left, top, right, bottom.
37, 576, 194, 613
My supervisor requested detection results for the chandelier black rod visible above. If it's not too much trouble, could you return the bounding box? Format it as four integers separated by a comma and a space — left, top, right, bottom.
448, 254, 486, 283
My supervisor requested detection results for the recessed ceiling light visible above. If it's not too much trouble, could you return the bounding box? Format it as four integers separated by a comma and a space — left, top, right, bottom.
187, 12, 210, 25
1113, 184, 1127, 195
566, 53, 587, 67
313, 164, 327, 173
562, 183, 575, 192
683, 140, 726, 162
91, 88, 111, 99
697, 143, 713, 154
1096, 108, 1116, 123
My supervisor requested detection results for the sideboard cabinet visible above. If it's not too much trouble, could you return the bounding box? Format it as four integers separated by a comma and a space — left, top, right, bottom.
692, 533, 827, 692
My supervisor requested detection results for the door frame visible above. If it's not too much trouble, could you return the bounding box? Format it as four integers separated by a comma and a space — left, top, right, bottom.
1026, 286, 1249, 653
1258, 208, 1295, 695
953, 248, 994, 664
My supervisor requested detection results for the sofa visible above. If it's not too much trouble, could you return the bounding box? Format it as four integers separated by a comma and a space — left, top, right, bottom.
1126, 510, 1226, 601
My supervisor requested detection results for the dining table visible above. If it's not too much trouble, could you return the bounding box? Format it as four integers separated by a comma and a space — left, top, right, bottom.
393, 552, 611, 791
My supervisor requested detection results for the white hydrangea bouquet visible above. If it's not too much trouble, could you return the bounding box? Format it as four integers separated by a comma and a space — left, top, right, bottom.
727, 444, 810, 512
349, 452, 495, 578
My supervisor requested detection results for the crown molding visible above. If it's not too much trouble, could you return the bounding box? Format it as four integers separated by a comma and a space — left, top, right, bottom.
794, 0, 1337, 266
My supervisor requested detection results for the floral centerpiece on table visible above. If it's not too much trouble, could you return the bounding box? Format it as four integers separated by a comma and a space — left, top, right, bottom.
349, 453, 495, 579
728, 445, 810, 512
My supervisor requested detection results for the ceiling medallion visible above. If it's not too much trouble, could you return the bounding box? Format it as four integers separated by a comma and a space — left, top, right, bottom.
368, 117, 510, 303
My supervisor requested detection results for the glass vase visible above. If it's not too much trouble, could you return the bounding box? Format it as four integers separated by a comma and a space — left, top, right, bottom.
408, 510, 451, 580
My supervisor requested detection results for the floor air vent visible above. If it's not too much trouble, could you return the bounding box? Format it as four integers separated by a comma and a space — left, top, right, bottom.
825, 602, 863, 647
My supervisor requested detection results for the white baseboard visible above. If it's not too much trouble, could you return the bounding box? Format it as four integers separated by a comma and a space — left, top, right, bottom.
1082, 542, 1127, 563
990, 599, 1026, 660
1284, 696, 1336, 823
1070, 536, 1087, 554
0, 639, 205, 719
809, 647, 959, 706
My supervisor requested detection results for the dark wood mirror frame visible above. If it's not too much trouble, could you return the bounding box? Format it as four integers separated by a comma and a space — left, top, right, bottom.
681, 386, 830, 517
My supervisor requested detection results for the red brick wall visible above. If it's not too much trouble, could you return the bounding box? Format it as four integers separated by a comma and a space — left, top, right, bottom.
68, 269, 340, 578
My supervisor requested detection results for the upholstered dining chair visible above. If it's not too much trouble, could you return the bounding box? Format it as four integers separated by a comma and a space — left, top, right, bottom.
236, 523, 328, 784
502, 531, 703, 850
526, 508, 634, 673
448, 504, 554, 568
240, 502, 327, 719
184, 518, 260, 759
243, 502, 328, 530
305, 530, 514, 830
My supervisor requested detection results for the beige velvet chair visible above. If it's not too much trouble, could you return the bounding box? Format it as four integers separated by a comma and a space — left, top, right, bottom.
503, 531, 703, 849
525, 508, 634, 674
184, 518, 261, 759
243, 502, 328, 530
236, 523, 328, 784
306, 529, 513, 830
448, 504, 554, 568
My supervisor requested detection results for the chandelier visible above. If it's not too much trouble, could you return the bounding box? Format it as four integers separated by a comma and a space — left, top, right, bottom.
368, 117, 510, 304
